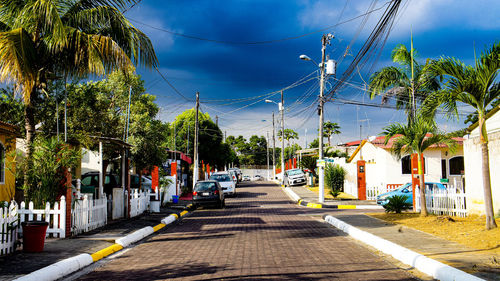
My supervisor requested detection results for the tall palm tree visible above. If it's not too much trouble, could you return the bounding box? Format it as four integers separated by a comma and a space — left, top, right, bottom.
423, 42, 500, 229
368, 44, 440, 123
382, 116, 456, 216
323, 121, 341, 147
0, 0, 157, 190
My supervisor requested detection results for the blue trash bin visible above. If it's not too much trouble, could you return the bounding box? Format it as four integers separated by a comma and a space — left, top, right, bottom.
172, 195, 179, 204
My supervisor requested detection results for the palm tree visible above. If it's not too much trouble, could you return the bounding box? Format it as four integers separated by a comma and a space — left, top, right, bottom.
0, 0, 157, 190
368, 44, 440, 123
423, 42, 500, 229
323, 121, 341, 147
382, 116, 456, 216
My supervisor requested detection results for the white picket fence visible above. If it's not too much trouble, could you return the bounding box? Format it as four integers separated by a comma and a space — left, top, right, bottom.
71, 195, 107, 235
365, 184, 402, 200
130, 190, 151, 218
1, 202, 18, 255
415, 186, 467, 217
18, 197, 66, 238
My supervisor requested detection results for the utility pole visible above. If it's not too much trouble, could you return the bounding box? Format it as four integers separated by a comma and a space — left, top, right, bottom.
280, 90, 285, 186
272, 112, 276, 180
193, 92, 200, 188
266, 131, 270, 180
125, 86, 132, 142
317, 34, 333, 203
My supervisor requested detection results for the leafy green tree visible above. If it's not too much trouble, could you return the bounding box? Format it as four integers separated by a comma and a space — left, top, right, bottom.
0, 0, 157, 189
422, 42, 500, 229
0, 88, 24, 129
323, 121, 341, 146
368, 44, 440, 123
325, 164, 346, 198
309, 138, 320, 149
382, 116, 456, 216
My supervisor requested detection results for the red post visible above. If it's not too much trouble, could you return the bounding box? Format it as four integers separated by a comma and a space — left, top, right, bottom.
293, 158, 297, 169
151, 166, 159, 192
411, 153, 425, 210
207, 164, 210, 177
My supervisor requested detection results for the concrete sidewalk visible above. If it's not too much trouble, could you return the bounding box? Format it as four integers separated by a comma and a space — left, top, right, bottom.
0, 204, 190, 281
288, 184, 381, 207
284, 185, 498, 280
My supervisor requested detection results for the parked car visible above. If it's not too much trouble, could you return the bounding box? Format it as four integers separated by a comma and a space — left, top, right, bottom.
376, 182, 447, 206
227, 170, 239, 186
253, 174, 262, 181
210, 172, 236, 196
77, 172, 121, 196
192, 180, 225, 208
131, 175, 153, 193
284, 169, 306, 187
242, 175, 251, 181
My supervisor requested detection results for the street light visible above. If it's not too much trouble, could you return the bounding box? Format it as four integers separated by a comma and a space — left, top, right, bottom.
265, 92, 285, 186
299, 33, 335, 203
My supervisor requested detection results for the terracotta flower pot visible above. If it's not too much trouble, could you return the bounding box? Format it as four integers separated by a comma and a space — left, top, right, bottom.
21, 221, 49, 252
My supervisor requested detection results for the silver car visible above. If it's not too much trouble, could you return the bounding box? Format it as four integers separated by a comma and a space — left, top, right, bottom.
284, 169, 306, 187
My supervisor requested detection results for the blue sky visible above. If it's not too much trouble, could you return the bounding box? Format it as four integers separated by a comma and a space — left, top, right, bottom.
125, 0, 500, 146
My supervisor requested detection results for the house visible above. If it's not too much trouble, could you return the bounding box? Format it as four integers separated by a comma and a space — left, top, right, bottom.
463, 106, 500, 216
0, 121, 21, 202
337, 135, 464, 199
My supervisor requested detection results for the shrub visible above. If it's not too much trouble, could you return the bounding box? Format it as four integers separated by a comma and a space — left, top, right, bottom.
325, 164, 345, 198
383, 195, 412, 213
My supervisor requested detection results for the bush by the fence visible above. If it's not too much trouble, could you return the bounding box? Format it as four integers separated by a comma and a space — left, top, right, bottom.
383, 195, 412, 213
325, 164, 346, 198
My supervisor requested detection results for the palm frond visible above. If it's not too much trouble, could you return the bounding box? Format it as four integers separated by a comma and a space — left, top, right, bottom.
0, 28, 37, 102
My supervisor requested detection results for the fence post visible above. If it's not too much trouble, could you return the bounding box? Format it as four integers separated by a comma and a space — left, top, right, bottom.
60, 196, 66, 238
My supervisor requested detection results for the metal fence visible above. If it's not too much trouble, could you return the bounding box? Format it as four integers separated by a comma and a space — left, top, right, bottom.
130, 190, 150, 218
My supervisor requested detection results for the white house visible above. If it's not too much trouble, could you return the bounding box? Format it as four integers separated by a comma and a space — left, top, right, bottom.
463, 106, 500, 216
337, 135, 464, 199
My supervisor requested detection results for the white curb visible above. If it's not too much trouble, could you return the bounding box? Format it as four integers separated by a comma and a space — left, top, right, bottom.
116, 226, 155, 248
324, 215, 484, 281
15, 253, 93, 281
284, 187, 301, 202
354, 205, 384, 209
161, 214, 178, 225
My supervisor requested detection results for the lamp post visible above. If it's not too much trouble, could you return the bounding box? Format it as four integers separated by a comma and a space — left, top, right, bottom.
300, 34, 335, 203
265, 90, 285, 186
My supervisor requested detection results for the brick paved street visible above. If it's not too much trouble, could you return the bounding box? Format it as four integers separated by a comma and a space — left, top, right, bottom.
76, 182, 418, 280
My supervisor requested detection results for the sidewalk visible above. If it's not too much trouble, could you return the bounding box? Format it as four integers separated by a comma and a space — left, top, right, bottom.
285, 185, 498, 280
288, 184, 380, 206
0, 204, 189, 281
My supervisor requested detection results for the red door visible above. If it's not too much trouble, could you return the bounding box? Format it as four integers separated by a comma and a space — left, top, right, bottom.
357, 160, 366, 200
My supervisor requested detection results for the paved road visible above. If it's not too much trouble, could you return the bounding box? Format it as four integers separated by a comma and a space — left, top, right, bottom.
75, 182, 418, 280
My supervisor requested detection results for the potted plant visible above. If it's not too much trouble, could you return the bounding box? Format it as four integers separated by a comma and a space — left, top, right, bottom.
20, 136, 80, 252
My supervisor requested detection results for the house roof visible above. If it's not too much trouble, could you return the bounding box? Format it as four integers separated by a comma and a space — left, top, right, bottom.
344, 134, 463, 149
0, 121, 21, 137
466, 105, 500, 133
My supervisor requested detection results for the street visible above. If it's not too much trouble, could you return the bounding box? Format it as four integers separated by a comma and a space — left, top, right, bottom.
75, 182, 417, 280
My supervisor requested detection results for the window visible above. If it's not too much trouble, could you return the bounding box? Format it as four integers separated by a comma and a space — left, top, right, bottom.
401, 155, 426, 175
0, 143, 4, 184
449, 156, 464, 175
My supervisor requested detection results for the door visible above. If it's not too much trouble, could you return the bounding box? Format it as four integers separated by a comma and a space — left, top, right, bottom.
357, 160, 366, 200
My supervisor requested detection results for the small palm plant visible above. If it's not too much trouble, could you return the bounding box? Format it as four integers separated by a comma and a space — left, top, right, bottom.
383, 195, 412, 213
325, 164, 346, 198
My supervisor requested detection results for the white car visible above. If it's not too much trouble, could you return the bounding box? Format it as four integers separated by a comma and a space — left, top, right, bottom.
209, 172, 236, 196
242, 175, 251, 181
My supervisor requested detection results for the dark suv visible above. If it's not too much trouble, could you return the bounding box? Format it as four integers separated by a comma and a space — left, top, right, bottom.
192, 180, 225, 209
78, 172, 121, 196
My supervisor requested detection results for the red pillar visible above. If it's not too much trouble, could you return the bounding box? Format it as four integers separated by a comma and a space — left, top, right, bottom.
411, 153, 425, 210
293, 158, 297, 169
151, 166, 159, 192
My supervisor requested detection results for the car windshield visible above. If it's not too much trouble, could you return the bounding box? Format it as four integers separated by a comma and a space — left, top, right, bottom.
194, 182, 217, 191
210, 174, 231, 182
287, 169, 303, 176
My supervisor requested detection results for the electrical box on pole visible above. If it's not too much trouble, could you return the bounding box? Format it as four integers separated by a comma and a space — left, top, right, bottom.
326, 60, 336, 75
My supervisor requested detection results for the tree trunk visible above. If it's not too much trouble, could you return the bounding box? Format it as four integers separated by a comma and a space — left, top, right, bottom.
418, 153, 428, 216
23, 101, 36, 199
478, 118, 497, 229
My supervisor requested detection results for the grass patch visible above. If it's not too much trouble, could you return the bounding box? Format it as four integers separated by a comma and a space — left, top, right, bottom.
307, 186, 357, 200
367, 213, 500, 254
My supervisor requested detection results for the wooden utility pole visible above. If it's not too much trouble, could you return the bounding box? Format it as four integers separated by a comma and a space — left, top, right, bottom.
193, 92, 200, 188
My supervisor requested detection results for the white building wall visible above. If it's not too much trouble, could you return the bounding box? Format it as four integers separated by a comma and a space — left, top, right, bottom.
464, 130, 500, 216
81, 148, 100, 174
